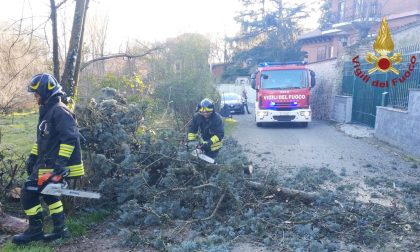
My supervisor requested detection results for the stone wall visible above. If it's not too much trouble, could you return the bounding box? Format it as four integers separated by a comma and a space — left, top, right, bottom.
331, 95, 353, 123
308, 58, 342, 120
375, 89, 420, 158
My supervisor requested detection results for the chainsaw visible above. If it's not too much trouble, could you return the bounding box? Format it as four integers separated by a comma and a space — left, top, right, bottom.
184, 140, 216, 164
41, 181, 101, 199
27, 174, 101, 199
190, 148, 215, 164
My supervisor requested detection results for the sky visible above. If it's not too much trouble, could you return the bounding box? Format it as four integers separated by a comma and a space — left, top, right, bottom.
0, 0, 321, 52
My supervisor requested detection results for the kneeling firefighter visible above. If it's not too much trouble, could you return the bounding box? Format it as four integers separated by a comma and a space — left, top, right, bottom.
12, 73, 85, 244
187, 98, 224, 159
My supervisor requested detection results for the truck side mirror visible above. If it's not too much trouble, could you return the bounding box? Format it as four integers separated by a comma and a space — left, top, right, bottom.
250, 73, 256, 89
310, 70, 316, 88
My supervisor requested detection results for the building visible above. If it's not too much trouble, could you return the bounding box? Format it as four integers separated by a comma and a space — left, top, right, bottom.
299, 0, 420, 63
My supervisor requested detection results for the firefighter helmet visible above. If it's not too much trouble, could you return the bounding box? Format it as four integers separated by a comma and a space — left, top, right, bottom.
28, 73, 63, 104
198, 98, 214, 113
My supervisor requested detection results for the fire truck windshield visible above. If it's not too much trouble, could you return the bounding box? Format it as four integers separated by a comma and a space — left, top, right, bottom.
261, 69, 308, 90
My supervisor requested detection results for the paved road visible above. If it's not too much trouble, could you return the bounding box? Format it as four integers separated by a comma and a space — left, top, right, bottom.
231, 107, 419, 203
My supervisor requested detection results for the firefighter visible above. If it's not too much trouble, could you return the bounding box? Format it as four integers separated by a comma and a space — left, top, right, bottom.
187, 98, 224, 159
12, 73, 85, 244
241, 89, 251, 114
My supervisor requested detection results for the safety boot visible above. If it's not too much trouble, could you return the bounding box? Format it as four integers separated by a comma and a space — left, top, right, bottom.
12, 213, 44, 245
43, 212, 69, 242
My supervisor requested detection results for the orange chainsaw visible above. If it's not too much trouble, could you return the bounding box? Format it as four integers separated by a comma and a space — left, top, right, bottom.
30, 173, 101, 199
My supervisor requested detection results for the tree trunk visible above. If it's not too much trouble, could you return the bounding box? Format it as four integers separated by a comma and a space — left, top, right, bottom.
0, 204, 28, 234
245, 181, 317, 205
61, 0, 87, 99
73, 0, 90, 87
50, 0, 60, 81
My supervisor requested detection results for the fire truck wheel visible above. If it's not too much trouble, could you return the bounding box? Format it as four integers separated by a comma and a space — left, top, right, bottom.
256, 122, 263, 127
300, 122, 308, 127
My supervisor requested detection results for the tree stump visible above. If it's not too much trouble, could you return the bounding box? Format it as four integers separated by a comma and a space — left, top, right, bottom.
0, 203, 28, 234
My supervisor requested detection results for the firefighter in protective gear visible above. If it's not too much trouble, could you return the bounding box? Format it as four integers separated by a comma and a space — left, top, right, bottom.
12, 73, 85, 245
188, 98, 224, 159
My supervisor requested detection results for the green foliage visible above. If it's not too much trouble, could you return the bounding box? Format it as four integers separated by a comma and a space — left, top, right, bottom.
69, 89, 419, 251
148, 33, 219, 126
229, 0, 306, 73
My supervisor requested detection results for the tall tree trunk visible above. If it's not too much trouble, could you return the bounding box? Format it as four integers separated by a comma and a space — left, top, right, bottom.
61, 0, 87, 102
73, 0, 90, 88
50, 0, 60, 81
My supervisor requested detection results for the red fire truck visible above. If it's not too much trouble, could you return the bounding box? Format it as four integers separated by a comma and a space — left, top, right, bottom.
251, 61, 316, 127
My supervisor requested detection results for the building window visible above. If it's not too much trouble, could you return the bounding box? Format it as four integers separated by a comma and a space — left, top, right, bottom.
329, 46, 334, 58
317, 46, 326, 61
338, 0, 345, 22
316, 46, 334, 61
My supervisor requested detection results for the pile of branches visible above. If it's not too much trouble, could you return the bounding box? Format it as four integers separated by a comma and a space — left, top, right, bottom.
76, 88, 419, 251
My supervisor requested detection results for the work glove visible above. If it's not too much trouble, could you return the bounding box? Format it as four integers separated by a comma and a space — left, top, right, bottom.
51, 155, 70, 182
200, 141, 211, 151
25, 155, 37, 176
186, 140, 199, 150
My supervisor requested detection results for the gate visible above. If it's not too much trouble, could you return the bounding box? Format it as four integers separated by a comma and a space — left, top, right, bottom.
342, 61, 385, 127
341, 43, 420, 128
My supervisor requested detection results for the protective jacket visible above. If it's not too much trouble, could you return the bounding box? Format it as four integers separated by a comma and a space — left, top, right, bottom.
188, 112, 224, 152
27, 96, 84, 180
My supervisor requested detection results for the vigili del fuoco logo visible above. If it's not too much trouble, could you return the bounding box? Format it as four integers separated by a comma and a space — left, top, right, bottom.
352, 17, 417, 88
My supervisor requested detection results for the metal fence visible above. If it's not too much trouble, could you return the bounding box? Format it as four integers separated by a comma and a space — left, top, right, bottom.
341, 43, 420, 127
342, 43, 420, 110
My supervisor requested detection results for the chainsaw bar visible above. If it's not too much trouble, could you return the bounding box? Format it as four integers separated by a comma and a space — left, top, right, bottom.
191, 149, 215, 164
41, 183, 101, 199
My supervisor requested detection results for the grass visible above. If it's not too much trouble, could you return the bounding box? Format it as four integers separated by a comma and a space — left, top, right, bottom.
1, 241, 53, 252
66, 210, 110, 236
0, 112, 38, 156
0, 210, 110, 251
224, 118, 237, 136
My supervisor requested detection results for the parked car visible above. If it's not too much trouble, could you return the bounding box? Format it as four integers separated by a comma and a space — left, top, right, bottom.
221, 93, 244, 114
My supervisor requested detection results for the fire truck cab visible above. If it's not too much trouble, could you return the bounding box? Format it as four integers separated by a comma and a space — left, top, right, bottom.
251, 61, 316, 127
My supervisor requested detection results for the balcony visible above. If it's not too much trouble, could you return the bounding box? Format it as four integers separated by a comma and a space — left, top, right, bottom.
332, 2, 382, 31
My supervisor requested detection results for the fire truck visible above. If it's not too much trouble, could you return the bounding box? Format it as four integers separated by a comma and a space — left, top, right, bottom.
251, 61, 316, 127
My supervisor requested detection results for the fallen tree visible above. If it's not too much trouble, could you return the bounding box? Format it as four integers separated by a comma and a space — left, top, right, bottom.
72, 88, 419, 251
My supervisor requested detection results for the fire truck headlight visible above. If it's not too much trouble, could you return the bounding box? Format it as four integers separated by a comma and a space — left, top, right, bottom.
257, 111, 268, 117
300, 111, 311, 118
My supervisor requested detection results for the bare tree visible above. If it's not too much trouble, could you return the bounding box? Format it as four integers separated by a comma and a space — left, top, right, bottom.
50, 0, 60, 80
60, 0, 88, 101
0, 20, 47, 114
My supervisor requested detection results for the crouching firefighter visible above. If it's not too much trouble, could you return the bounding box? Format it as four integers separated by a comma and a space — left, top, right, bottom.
187, 98, 224, 159
12, 73, 85, 245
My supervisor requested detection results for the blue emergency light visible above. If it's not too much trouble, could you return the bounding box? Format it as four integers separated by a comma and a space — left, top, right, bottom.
258, 61, 307, 67
270, 101, 276, 107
